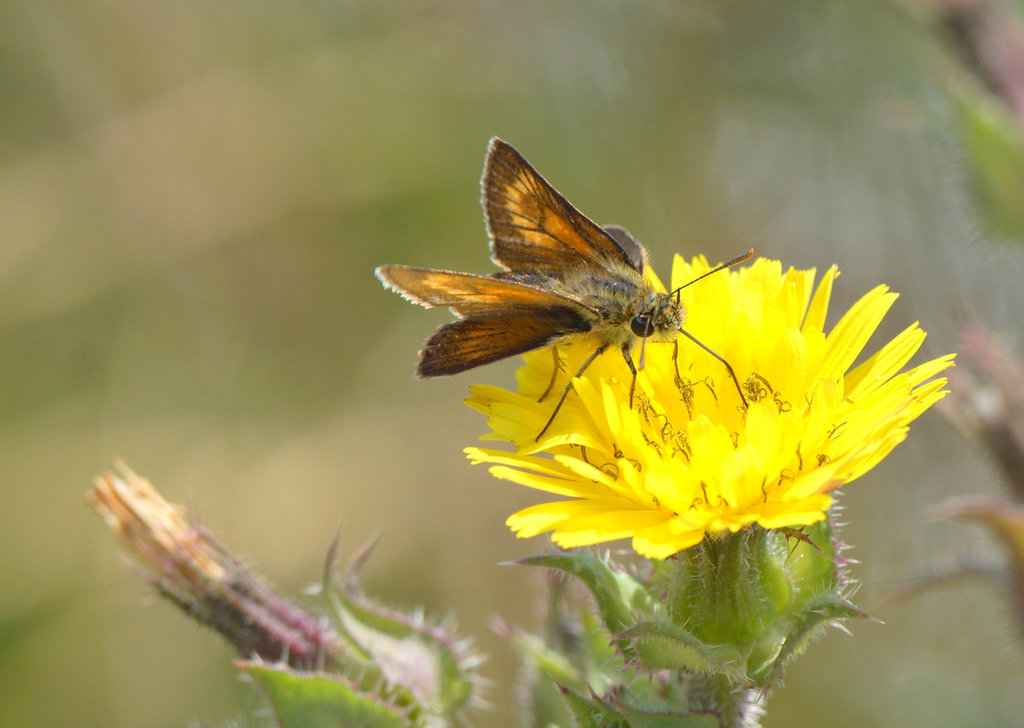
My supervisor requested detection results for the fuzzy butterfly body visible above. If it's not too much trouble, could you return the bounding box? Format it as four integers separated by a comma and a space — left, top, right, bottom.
376, 138, 749, 437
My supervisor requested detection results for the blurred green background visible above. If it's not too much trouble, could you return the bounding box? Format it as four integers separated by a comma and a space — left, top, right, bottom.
3, 0, 1023, 726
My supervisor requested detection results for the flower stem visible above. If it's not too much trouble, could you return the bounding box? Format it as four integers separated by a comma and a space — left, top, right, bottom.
689, 675, 764, 728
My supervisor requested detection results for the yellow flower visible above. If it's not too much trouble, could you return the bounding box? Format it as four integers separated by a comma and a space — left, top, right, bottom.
465, 256, 954, 559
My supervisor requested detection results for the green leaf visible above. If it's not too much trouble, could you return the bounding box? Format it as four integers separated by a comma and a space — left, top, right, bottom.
240, 662, 414, 728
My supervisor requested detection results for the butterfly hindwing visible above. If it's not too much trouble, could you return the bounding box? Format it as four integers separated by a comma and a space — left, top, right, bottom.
418, 309, 591, 376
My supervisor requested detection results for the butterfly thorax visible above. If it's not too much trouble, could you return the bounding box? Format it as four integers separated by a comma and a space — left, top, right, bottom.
501, 265, 685, 350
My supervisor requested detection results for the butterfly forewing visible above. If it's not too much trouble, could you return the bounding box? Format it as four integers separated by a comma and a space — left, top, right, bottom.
483, 138, 644, 274
376, 265, 596, 318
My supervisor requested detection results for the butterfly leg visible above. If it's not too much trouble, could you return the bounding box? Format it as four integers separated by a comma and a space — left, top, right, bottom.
677, 328, 748, 407
536, 345, 606, 441
538, 346, 562, 402
620, 344, 640, 408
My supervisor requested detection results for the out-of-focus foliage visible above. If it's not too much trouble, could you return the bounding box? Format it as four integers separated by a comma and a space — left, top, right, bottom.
4, 1, 1024, 727
958, 87, 1024, 238
918, 0, 1024, 238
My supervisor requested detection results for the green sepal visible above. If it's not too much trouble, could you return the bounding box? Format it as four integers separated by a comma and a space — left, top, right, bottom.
755, 593, 873, 685
782, 521, 838, 605
614, 699, 720, 728
503, 576, 630, 728
579, 604, 624, 677
559, 683, 630, 728
513, 550, 653, 636
239, 662, 414, 728
600, 684, 724, 728
618, 621, 746, 681
318, 540, 479, 720
667, 528, 792, 648
504, 624, 586, 694
331, 589, 474, 715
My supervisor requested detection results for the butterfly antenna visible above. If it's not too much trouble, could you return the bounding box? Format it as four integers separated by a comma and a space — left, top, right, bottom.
671, 248, 754, 301
679, 328, 748, 407
669, 249, 754, 407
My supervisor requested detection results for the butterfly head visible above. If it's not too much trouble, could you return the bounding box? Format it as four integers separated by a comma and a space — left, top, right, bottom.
630, 292, 685, 343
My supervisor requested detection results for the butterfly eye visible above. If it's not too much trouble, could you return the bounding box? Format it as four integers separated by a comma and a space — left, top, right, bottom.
630, 313, 653, 338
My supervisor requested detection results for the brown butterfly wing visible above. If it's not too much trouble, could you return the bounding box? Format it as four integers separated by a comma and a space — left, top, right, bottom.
375, 265, 596, 376
418, 311, 587, 376
482, 138, 645, 274
376, 265, 597, 317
